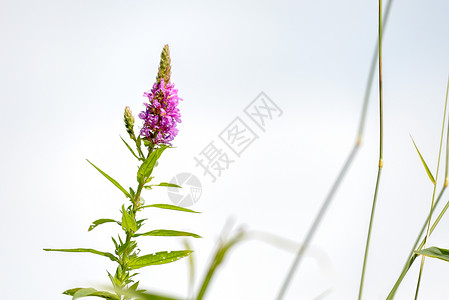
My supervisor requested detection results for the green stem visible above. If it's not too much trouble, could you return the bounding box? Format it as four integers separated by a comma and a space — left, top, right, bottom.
358, 1, 384, 299
407, 188, 446, 267
387, 186, 449, 299
414, 78, 449, 300
358, 166, 383, 300
388, 77, 449, 299
275, 1, 394, 298
115, 144, 156, 299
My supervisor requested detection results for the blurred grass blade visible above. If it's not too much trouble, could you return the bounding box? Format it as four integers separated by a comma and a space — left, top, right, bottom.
128, 250, 192, 270
415, 247, 449, 263
410, 136, 436, 184
86, 159, 131, 198
43, 248, 119, 262
134, 229, 201, 238
196, 231, 246, 300
140, 204, 199, 213
184, 239, 195, 300
88, 218, 121, 232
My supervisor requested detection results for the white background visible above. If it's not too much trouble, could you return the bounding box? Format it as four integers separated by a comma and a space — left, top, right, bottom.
1, 0, 449, 299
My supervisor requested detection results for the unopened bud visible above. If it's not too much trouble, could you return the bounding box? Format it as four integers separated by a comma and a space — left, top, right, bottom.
156, 44, 171, 86
124, 106, 136, 140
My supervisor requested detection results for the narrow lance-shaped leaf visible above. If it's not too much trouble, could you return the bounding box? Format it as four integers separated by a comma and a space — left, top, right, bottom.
128, 250, 192, 270
137, 145, 169, 183
88, 218, 121, 232
63, 287, 120, 300
86, 159, 131, 198
411, 136, 436, 184
140, 204, 199, 213
43, 248, 118, 262
121, 205, 137, 232
144, 182, 182, 189
415, 246, 449, 263
134, 229, 201, 238
120, 135, 141, 161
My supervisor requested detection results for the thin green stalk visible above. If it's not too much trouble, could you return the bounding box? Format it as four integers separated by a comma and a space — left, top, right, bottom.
116, 145, 155, 299
408, 188, 446, 267
358, 0, 384, 299
387, 77, 449, 299
358, 166, 382, 299
387, 188, 449, 299
414, 78, 449, 300
275, 1, 394, 299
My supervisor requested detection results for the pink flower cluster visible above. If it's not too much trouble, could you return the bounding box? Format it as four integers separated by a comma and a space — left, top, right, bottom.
139, 79, 182, 145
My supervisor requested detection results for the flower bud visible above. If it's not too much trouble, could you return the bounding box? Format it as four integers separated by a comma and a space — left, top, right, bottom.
124, 106, 136, 140
156, 44, 171, 86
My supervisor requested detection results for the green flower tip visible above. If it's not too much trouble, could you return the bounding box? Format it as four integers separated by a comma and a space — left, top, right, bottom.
156, 44, 171, 86
124, 106, 136, 140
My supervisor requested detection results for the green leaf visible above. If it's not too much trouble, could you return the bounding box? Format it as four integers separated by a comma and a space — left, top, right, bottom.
129, 281, 140, 292
144, 182, 182, 189
128, 250, 193, 270
134, 229, 201, 238
411, 136, 436, 184
63, 287, 120, 300
88, 219, 121, 232
120, 135, 141, 161
43, 248, 118, 262
137, 145, 169, 183
415, 246, 449, 263
140, 204, 200, 213
86, 159, 131, 198
121, 205, 137, 232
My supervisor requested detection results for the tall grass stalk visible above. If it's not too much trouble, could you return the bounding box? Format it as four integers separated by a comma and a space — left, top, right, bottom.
358, 0, 384, 299
387, 77, 449, 299
275, 1, 394, 299
414, 77, 449, 299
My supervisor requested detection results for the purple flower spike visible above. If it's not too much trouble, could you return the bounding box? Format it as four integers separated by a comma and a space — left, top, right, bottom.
139, 45, 182, 146
139, 77, 182, 145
